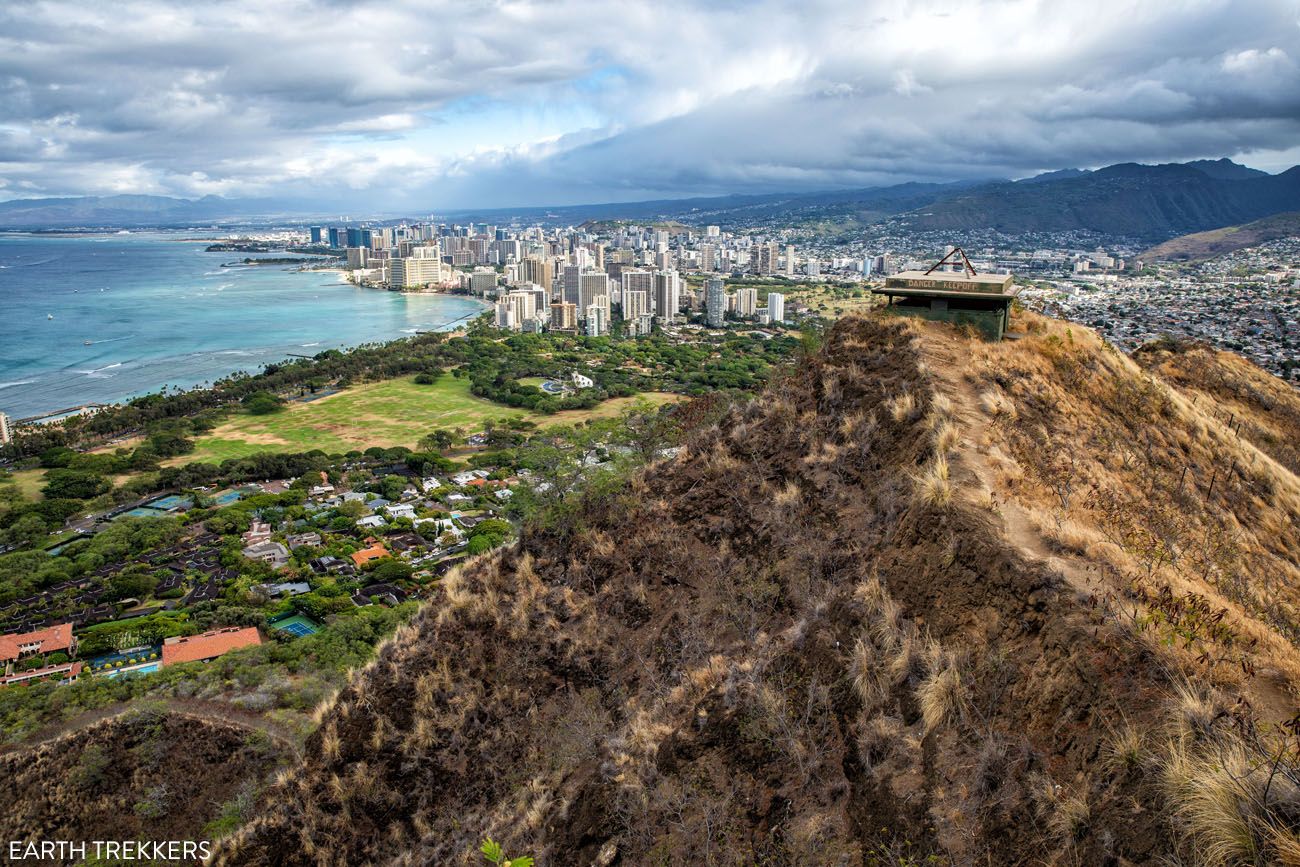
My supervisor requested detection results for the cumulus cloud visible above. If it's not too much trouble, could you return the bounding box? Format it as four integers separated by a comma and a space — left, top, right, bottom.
0, 0, 1297, 209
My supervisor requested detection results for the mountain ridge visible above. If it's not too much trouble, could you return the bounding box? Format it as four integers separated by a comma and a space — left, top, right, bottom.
206, 312, 1300, 866
3, 159, 1296, 237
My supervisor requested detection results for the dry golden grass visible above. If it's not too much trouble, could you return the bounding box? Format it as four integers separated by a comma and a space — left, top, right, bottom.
887, 391, 918, 423
1103, 720, 1146, 773
914, 454, 952, 508
978, 388, 1018, 419
917, 652, 965, 736
933, 419, 961, 454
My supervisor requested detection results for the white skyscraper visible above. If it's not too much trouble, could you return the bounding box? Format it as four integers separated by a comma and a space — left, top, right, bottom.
735, 287, 758, 318
783, 245, 796, 277
654, 269, 681, 321
585, 303, 608, 337
767, 292, 785, 323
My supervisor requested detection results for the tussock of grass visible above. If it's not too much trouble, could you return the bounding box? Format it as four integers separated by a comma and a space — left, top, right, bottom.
933, 419, 961, 454
914, 455, 952, 507
979, 388, 1017, 419
887, 391, 918, 423
917, 652, 965, 735
1104, 720, 1145, 773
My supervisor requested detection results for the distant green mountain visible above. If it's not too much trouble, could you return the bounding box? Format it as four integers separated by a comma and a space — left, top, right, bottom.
900, 160, 1300, 240
3, 159, 1295, 239
1139, 210, 1300, 261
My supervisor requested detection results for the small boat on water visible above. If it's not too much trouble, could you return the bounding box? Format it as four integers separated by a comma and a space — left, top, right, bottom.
47, 313, 54, 320
84, 340, 93, 346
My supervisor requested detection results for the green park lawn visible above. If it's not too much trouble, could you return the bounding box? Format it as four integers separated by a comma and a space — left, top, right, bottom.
5, 469, 47, 502
177, 375, 679, 464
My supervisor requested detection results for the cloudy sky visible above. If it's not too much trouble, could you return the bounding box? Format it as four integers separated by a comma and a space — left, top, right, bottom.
1, 0, 1298, 210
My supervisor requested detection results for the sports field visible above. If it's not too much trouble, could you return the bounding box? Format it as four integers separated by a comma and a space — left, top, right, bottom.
176, 375, 680, 464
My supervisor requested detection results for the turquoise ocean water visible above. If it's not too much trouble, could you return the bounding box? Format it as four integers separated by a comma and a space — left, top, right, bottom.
0, 232, 486, 419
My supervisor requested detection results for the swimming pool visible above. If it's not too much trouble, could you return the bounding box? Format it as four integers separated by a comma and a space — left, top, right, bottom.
101, 662, 160, 679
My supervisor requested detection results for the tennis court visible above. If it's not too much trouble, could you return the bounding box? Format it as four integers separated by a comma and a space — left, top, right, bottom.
269, 614, 321, 637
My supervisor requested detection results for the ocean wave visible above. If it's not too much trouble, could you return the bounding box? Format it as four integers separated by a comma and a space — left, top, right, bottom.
0, 379, 36, 390
300, 342, 321, 347
77, 362, 123, 378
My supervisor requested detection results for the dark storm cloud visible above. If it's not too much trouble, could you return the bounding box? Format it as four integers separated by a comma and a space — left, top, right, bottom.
0, 0, 1297, 207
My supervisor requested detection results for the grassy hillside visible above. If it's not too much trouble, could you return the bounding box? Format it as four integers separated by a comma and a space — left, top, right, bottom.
0, 705, 288, 849
209, 313, 1300, 865
178, 375, 680, 464
1140, 211, 1300, 262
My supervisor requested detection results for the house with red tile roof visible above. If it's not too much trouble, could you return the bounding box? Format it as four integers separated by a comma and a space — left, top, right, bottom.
161, 626, 262, 667
351, 539, 390, 567
1, 660, 83, 688
0, 623, 76, 674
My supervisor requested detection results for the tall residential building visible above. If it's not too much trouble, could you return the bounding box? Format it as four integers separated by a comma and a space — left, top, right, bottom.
705, 225, 720, 238
518, 257, 554, 292
621, 268, 654, 311
654, 270, 681, 322
561, 264, 583, 306
735, 287, 758, 318
699, 243, 717, 272
0, 411, 11, 445
767, 292, 786, 323
585, 303, 608, 337
345, 247, 369, 269
705, 277, 726, 328
623, 289, 650, 321
469, 270, 499, 295
389, 257, 448, 289
494, 289, 539, 332
550, 302, 578, 331
754, 242, 779, 276
494, 301, 516, 331
784, 245, 796, 277
579, 272, 610, 315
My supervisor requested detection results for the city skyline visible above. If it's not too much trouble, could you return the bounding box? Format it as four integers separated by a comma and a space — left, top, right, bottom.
0, 0, 1298, 210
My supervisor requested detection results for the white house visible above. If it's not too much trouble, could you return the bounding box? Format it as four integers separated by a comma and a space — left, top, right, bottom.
415, 517, 463, 539
356, 514, 387, 529
384, 503, 416, 520
571, 371, 594, 389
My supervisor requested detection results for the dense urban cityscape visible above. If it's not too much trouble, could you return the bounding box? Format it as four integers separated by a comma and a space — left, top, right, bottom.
270, 216, 1299, 381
